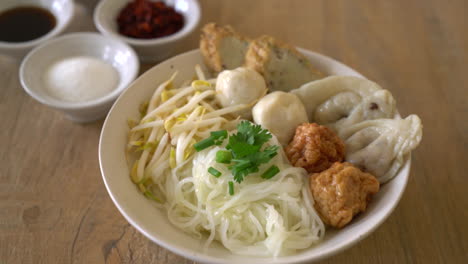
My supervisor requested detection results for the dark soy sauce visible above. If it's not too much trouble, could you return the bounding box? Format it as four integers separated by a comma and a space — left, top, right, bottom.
0, 6, 56, 42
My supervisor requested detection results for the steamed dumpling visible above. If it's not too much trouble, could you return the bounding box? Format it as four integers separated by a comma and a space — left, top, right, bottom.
331, 89, 396, 131
291, 76, 396, 130
339, 115, 423, 183
216, 67, 267, 119
252, 91, 308, 146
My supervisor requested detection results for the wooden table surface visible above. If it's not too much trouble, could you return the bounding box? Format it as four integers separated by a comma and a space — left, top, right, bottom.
1, 0, 467, 263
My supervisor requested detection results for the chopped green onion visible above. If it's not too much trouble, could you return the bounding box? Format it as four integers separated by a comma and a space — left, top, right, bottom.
194, 137, 215, 152
211, 130, 228, 145
228, 181, 234, 195
261, 165, 280, 179
211, 130, 228, 138
216, 150, 232, 164
194, 130, 228, 152
208, 167, 222, 177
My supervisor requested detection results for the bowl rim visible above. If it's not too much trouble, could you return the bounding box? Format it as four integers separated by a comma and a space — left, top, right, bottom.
99, 48, 410, 264
19, 32, 139, 110
93, 0, 201, 46
0, 0, 75, 49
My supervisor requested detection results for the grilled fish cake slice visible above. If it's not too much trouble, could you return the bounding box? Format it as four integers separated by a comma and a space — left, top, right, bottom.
200, 23, 251, 73
245, 35, 324, 92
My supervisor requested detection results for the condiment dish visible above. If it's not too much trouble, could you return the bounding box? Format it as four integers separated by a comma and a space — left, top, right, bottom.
20, 32, 139, 123
99, 49, 411, 263
0, 0, 74, 60
94, 0, 200, 62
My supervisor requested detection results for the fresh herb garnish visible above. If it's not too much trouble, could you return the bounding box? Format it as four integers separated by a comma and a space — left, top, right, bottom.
228, 181, 234, 195
194, 130, 228, 151
261, 165, 280, 179
216, 150, 232, 164
227, 121, 278, 183
226, 122, 272, 158
230, 145, 279, 183
194, 121, 280, 195
208, 167, 222, 177
210, 130, 228, 144
193, 137, 215, 152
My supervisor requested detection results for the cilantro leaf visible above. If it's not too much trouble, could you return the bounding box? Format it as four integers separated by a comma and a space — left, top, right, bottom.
251, 123, 272, 146
205, 121, 280, 189
226, 134, 260, 158
230, 159, 253, 183
230, 145, 279, 183
227, 121, 272, 158
235, 121, 272, 146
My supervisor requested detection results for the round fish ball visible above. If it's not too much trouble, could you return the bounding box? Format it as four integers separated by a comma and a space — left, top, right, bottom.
216, 67, 267, 119
252, 91, 309, 146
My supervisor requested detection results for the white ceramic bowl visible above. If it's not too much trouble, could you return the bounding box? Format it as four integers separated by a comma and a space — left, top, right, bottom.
94, 0, 201, 62
20, 32, 139, 123
0, 0, 74, 59
99, 49, 410, 263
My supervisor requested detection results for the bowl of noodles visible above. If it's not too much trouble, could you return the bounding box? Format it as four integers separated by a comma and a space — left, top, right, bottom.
99, 50, 420, 263
99, 22, 424, 263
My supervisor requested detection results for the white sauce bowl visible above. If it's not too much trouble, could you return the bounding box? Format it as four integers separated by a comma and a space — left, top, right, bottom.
20, 32, 139, 123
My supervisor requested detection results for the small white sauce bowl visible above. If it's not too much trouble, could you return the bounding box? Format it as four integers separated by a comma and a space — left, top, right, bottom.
94, 0, 201, 62
0, 0, 74, 60
20, 32, 139, 123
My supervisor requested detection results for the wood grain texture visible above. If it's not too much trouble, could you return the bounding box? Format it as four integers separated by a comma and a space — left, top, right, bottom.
1, 0, 467, 263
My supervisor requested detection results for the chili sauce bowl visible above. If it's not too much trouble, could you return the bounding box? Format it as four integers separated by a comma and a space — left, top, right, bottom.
20, 32, 139, 123
0, 0, 74, 60
94, 0, 201, 63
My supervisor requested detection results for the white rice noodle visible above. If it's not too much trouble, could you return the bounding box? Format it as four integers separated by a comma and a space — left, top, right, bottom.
164, 145, 325, 257
127, 67, 325, 258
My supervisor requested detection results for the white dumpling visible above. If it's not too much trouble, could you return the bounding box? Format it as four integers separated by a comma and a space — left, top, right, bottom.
216, 67, 267, 119
331, 89, 396, 131
339, 115, 423, 183
252, 91, 308, 146
290, 76, 396, 129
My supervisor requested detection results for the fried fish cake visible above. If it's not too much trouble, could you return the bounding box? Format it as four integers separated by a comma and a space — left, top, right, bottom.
286, 123, 345, 173
310, 162, 380, 228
